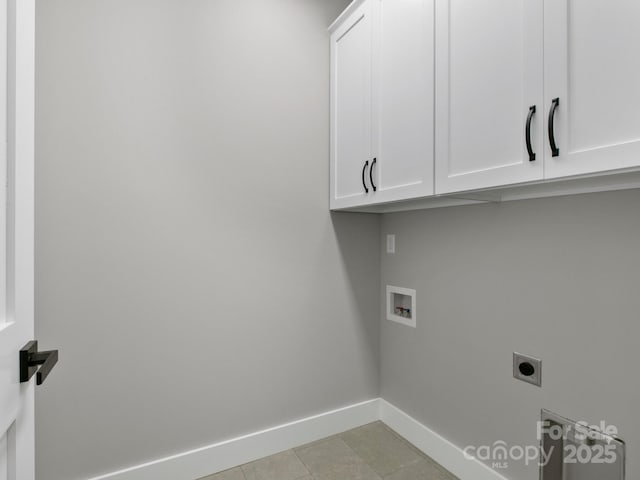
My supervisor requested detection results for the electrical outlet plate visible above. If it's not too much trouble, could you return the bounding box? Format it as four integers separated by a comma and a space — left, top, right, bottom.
386, 234, 396, 254
513, 352, 542, 387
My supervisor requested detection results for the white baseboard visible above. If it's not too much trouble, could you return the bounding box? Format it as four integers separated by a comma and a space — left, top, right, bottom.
88, 398, 507, 480
380, 400, 508, 480
87, 399, 380, 480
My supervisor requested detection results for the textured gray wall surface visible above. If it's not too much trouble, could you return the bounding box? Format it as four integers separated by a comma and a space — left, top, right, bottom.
34, 1, 380, 479
380, 190, 640, 480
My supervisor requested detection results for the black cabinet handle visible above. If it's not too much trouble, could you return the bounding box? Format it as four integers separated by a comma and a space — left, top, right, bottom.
20, 341, 59, 386
362, 160, 369, 193
548, 98, 560, 157
526, 106, 536, 162
369, 158, 377, 192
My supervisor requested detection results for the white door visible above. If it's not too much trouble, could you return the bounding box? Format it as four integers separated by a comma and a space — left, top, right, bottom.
435, 0, 544, 194
372, 0, 434, 203
330, 0, 374, 210
544, 0, 640, 179
0, 0, 36, 478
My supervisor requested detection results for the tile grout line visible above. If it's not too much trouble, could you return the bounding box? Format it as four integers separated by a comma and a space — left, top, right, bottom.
203, 422, 458, 480
380, 422, 448, 470
335, 433, 384, 480
291, 448, 313, 480
384, 423, 430, 459
343, 423, 425, 480
294, 434, 383, 480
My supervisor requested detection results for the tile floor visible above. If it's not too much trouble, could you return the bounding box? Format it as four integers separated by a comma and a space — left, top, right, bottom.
199, 421, 458, 480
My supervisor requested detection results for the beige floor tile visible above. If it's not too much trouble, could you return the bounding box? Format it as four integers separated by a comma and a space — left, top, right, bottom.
296, 437, 382, 480
341, 422, 422, 477
199, 423, 458, 480
198, 466, 246, 480
383, 458, 459, 480
241, 450, 310, 480
293, 433, 342, 453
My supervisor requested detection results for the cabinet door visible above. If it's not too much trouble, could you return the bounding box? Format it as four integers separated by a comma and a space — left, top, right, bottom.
435, 0, 544, 194
372, 0, 434, 202
330, 1, 374, 210
544, 0, 640, 179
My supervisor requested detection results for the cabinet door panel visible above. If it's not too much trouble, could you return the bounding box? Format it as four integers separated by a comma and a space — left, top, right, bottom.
374, 0, 434, 201
545, 0, 640, 178
330, 1, 373, 209
435, 0, 543, 194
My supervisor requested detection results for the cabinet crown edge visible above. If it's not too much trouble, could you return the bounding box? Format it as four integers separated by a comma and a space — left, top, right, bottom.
328, 0, 367, 33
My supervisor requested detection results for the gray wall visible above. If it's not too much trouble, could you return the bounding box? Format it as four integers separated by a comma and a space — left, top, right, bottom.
36, 2, 640, 480
34, 1, 380, 479
381, 190, 640, 480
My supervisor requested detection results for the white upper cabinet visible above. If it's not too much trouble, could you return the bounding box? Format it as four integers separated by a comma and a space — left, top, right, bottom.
330, 0, 640, 212
330, 0, 435, 209
330, 0, 374, 209
372, 0, 435, 203
435, 0, 544, 194
544, 0, 640, 179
